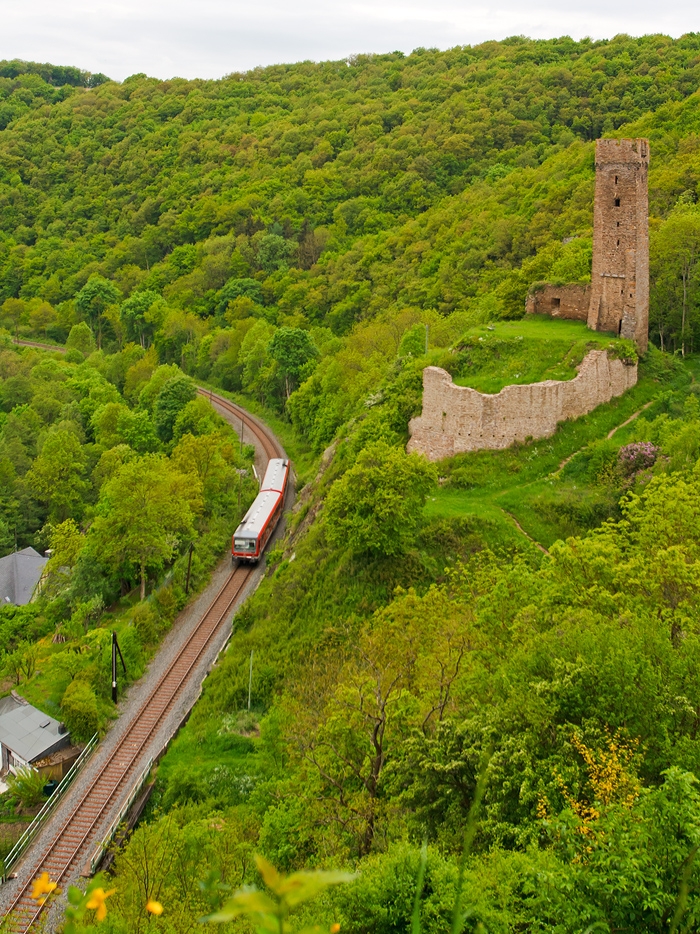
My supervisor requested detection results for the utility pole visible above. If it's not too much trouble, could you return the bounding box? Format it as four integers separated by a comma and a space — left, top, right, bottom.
111, 631, 127, 704
240, 416, 244, 457
248, 650, 254, 711
185, 542, 194, 595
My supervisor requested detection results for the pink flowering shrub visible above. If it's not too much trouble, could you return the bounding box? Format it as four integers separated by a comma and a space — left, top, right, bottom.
618, 442, 659, 477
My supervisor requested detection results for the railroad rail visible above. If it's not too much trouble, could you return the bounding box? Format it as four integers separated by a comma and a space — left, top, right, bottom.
4, 390, 285, 931
198, 388, 283, 461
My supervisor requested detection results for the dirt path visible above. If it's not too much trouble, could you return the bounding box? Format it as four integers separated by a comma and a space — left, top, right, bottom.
606, 400, 654, 439
500, 508, 549, 555
554, 400, 656, 473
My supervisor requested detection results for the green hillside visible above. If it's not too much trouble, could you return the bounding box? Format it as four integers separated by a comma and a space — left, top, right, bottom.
3, 33, 700, 932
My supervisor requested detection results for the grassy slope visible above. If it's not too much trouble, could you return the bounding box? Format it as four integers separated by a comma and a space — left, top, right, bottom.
427, 351, 688, 549
449, 316, 626, 392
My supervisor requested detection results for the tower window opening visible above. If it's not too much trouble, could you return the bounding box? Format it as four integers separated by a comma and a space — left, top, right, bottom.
614, 198, 621, 207
617, 239, 620, 246
615, 175, 618, 184
552, 297, 561, 309
617, 221, 620, 227
618, 320, 622, 335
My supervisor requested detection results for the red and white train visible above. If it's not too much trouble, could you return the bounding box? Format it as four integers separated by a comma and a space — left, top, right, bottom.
232, 458, 290, 562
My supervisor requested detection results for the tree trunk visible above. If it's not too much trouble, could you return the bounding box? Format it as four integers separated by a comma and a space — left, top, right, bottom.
140, 562, 146, 601
682, 267, 688, 357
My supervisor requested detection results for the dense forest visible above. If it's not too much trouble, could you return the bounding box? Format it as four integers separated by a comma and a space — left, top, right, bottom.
0, 336, 256, 740
3, 31, 700, 933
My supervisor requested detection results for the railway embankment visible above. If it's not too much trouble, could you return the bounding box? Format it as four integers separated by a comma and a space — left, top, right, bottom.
0, 389, 291, 932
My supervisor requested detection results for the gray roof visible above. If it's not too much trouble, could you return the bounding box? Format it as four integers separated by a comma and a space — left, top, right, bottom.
0, 695, 21, 718
0, 547, 48, 606
0, 699, 70, 764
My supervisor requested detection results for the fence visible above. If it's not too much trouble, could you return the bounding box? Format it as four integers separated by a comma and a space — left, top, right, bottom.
88, 757, 154, 875
1, 733, 99, 882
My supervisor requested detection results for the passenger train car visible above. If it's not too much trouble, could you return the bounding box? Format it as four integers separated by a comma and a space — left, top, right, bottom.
232, 458, 290, 562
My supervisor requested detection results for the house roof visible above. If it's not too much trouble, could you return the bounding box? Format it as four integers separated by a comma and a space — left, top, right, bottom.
0, 547, 48, 606
0, 697, 70, 764
0, 695, 21, 718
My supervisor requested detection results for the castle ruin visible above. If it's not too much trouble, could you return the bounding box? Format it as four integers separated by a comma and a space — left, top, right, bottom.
528, 137, 650, 352
407, 138, 648, 461
588, 138, 649, 353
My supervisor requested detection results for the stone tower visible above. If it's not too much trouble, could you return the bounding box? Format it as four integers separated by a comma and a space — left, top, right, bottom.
587, 138, 650, 353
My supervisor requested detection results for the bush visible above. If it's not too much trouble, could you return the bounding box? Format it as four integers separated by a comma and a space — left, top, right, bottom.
131, 602, 161, 645
152, 582, 182, 622
331, 843, 458, 934
61, 679, 100, 741
7, 767, 47, 809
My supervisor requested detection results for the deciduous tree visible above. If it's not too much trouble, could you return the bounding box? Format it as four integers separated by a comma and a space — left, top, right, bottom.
91, 454, 201, 599
324, 441, 437, 556
75, 275, 121, 349
26, 429, 89, 522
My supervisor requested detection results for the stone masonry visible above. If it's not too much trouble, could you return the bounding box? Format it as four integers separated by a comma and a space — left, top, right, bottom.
407, 350, 638, 461
525, 283, 591, 321
587, 138, 649, 353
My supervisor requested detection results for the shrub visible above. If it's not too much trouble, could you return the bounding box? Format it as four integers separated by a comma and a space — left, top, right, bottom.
131, 602, 161, 645
152, 582, 182, 622
61, 680, 100, 741
7, 767, 47, 809
618, 441, 659, 476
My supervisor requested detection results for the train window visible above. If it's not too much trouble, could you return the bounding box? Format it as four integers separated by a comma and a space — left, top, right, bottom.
234, 539, 256, 551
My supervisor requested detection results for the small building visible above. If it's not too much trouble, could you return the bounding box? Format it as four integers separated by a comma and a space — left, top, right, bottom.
0, 694, 72, 776
0, 547, 48, 606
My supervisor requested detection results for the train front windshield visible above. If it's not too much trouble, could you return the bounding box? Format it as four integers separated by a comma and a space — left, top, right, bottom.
234, 538, 257, 553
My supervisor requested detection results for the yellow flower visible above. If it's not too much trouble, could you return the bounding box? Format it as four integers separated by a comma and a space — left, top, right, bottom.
30, 872, 57, 904
86, 886, 116, 922
331, 925, 341, 933
146, 899, 164, 915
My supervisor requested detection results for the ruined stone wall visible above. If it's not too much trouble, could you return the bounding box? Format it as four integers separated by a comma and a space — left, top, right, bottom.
407, 350, 638, 461
525, 283, 591, 321
588, 138, 649, 353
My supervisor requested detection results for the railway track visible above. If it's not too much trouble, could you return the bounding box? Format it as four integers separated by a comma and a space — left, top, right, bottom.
4, 390, 285, 932
197, 388, 283, 462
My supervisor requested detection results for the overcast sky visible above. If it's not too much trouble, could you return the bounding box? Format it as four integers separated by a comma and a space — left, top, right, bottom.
1, 0, 699, 82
